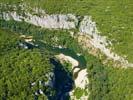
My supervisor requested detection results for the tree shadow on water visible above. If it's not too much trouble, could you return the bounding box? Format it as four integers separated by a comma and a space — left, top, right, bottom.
50, 58, 74, 100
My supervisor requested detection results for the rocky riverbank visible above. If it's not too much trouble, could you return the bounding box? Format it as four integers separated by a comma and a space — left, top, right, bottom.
56, 53, 89, 100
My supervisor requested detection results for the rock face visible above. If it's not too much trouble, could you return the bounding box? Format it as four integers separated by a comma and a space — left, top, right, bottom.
0, 3, 78, 29
79, 16, 108, 46
27, 14, 78, 29
2, 12, 78, 29
79, 16, 98, 36
44, 72, 55, 87
56, 54, 89, 100
79, 16, 133, 67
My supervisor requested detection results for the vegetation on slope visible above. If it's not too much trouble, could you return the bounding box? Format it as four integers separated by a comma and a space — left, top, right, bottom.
0, 29, 55, 99
0, 20, 82, 54
0, 28, 75, 100
86, 53, 133, 100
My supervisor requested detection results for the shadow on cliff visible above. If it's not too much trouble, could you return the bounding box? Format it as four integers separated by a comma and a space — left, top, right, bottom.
50, 58, 74, 100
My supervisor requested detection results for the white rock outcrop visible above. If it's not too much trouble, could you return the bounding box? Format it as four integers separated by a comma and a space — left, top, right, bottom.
2, 12, 78, 29
56, 54, 89, 100
79, 16, 133, 68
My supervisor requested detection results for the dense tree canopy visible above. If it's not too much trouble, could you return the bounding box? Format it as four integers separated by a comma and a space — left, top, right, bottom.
0, 29, 54, 99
